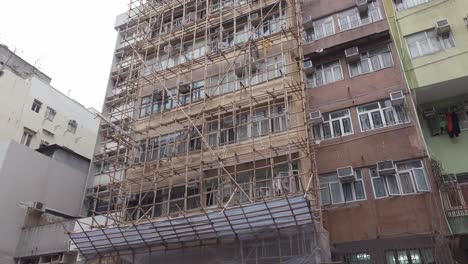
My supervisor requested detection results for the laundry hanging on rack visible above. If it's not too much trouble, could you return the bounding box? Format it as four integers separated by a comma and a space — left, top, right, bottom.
451, 111, 461, 137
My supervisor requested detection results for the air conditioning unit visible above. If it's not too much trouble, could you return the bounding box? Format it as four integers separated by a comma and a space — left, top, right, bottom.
250, 12, 260, 22
86, 187, 97, 197
377, 160, 396, 176
310, 111, 324, 125
178, 81, 190, 94
390, 91, 405, 106
356, 0, 368, 13
441, 173, 457, 183
435, 19, 451, 35
218, 42, 229, 50
153, 90, 163, 101
235, 62, 245, 77
303, 16, 313, 29
32, 201, 45, 212
163, 44, 172, 53
304, 59, 314, 74
422, 106, 436, 117
337, 166, 356, 182
345, 46, 360, 62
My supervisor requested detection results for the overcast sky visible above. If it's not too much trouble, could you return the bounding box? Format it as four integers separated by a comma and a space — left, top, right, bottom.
0, 0, 129, 110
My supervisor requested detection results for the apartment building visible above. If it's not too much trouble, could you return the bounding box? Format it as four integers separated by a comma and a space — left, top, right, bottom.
0, 45, 100, 159
70, 0, 331, 263
302, 0, 452, 262
383, 0, 468, 261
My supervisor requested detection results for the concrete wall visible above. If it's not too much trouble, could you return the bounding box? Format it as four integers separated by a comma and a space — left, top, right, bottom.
0, 141, 88, 264
0, 65, 99, 159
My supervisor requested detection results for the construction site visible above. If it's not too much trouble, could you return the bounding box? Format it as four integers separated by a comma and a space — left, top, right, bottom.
70, 0, 331, 263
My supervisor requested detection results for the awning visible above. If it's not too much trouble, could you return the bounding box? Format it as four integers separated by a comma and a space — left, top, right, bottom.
70, 195, 315, 258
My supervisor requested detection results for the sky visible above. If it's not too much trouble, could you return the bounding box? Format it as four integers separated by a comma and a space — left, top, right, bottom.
0, 0, 129, 110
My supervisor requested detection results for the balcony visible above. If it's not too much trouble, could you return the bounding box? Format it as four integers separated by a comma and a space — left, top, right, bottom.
441, 183, 468, 235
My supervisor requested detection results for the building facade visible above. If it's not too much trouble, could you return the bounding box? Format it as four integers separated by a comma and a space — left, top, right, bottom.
72, 0, 330, 263
302, 0, 452, 262
383, 0, 468, 262
0, 45, 100, 159
0, 141, 91, 264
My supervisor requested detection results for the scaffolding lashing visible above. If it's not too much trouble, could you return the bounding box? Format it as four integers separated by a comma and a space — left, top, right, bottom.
73, 0, 325, 262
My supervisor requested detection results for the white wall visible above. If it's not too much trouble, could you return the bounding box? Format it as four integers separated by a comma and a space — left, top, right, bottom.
0, 141, 89, 264
0, 67, 99, 159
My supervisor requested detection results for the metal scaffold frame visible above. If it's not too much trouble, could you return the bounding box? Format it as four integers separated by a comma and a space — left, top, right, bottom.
73, 0, 324, 261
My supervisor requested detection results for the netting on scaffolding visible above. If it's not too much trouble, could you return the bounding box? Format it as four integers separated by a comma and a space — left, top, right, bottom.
80, 224, 330, 264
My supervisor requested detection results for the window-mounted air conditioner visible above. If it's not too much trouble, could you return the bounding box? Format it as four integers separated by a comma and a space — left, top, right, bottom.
310, 111, 324, 125
32, 201, 45, 212
377, 160, 396, 176
337, 166, 356, 182
303, 16, 313, 29
304, 59, 314, 74
422, 106, 436, 117
390, 91, 405, 106
435, 19, 451, 35
178, 80, 190, 94
356, 0, 369, 13
250, 12, 260, 21
235, 62, 245, 77
345, 46, 360, 62
163, 44, 172, 53
218, 42, 229, 50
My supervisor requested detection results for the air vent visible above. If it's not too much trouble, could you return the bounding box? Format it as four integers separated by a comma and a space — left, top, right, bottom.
390, 91, 405, 106
377, 160, 396, 176
435, 19, 451, 35
337, 166, 356, 182
345, 47, 360, 62
310, 111, 323, 125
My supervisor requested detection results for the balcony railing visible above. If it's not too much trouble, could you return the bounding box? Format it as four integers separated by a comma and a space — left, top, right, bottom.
441, 183, 468, 217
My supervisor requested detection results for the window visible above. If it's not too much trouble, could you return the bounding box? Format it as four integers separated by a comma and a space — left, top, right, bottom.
396, 0, 431, 11
313, 16, 335, 40
344, 252, 372, 264
385, 248, 434, 264
357, 100, 409, 132
140, 95, 152, 118
406, 29, 455, 59
370, 160, 430, 199
45, 107, 56, 121
312, 109, 353, 140
338, 1, 382, 32
20, 128, 35, 147
349, 45, 393, 77
31, 99, 42, 113
67, 120, 78, 134
307, 60, 343, 88
320, 170, 366, 205
133, 140, 147, 164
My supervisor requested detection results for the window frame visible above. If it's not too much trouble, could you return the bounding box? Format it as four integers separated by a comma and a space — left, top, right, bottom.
31, 99, 42, 113
395, 0, 432, 11
312, 16, 335, 40
348, 45, 394, 78
44, 107, 57, 121
320, 169, 366, 206
356, 100, 409, 132
20, 128, 35, 147
312, 109, 354, 140
370, 160, 431, 200
405, 29, 455, 59
307, 60, 344, 88
67, 120, 78, 134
